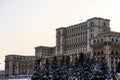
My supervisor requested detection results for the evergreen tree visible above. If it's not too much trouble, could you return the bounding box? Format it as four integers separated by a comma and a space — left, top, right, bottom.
66, 55, 70, 68
79, 52, 85, 63
116, 62, 120, 73
61, 55, 65, 66
45, 58, 50, 69
31, 59, 40, 80
75, 55, 79, 67
32, 54, 113, 80
52, 56, 58, 69
101, 57, 111, 79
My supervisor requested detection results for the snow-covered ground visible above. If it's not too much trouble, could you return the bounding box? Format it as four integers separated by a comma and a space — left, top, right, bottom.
8, 78, 31, 80
0, 75, 31, 80
1, 78, 31, 80
117, 72, 120, 76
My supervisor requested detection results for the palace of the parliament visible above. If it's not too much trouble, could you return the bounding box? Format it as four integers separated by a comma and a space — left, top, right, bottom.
4, 17, 120, 77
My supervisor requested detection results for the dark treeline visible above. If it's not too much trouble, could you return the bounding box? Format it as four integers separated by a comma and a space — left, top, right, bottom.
31, 53, 112, 80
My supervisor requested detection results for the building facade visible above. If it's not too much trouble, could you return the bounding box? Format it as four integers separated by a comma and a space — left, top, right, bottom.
91, 31, 120, 72
5, 55, 35, 77
34, 17, 120, 72
35, 46, 55, 58
56, 17, 110, 55
5, 17, 120, 77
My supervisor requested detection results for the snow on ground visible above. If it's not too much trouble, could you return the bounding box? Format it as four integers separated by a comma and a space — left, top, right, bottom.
117, 72, 120, 76
8, 78, 31, 80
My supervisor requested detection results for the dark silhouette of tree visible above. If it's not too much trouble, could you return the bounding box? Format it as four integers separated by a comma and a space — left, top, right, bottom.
52, 56, 58, 69
31, 59, 40, 80
60, 55, 65, 66
32, 54, 112, 80
116, 62, 120, 73
75, 55, 79, 67
79, 52, 85, 63
45, 58, 50, 69
66, 55, 70, 68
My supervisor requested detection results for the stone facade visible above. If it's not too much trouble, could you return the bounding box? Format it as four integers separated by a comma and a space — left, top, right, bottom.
5, 17, 120, 77
35, 17, 120, 72
35, 46, 55, 58
5, 55, 35, 77
56, 17, 110, 55
91, 31, 120, 72
55, 17, 120, 72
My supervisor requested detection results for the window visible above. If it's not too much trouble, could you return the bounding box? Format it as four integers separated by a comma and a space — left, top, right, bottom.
14, 57, 16, 60
116, 39, 118, 43
111, 38, 114, 42
89, 21, 94, 27
97, 39, 100, 43
94, 40, 96, 43
91, 34, 93, 38
103, 29, 106, 32
103, 22, 106, 26
101, 38, 103, 42
116, 52, 118, 55
111, 51, 114, 55
116, 61, 118, 64
94, 52, 96, 56
101, 51, 104, 55
98, 51, 100, 55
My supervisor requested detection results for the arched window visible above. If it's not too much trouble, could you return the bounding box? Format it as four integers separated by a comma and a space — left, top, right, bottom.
103, 22, 106, 26
101, 38, 103, 42
94, 52, 96, 56
13, 64, 15, 67
89, 21, 94, 27
111, 38, 114, 42
116, 39, 118, 43
116, 51, 118, 55
101, 51, 104, 55
97, 39, 100, 43
14, 57, 16, 60
111, 51, 114, 55
98, 51, 100, 56
94, 40, 96, 43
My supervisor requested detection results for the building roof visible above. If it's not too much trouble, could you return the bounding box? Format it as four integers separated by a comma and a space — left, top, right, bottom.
35, 46, 55, 49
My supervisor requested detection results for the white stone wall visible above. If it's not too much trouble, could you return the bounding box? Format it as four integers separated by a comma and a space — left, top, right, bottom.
56, 17, 111, 55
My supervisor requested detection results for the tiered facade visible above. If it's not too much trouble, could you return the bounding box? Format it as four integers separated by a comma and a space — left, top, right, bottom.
5, 55, 35, 76
56, 17, 110, 55
5, 17, 120, 77
91, 31, 120, 72
35, 46, 55, 58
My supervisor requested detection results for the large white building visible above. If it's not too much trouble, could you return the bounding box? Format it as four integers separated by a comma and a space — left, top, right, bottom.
56, 17, 110, 54
5, 17, 120, 77
55, 17, 120, 72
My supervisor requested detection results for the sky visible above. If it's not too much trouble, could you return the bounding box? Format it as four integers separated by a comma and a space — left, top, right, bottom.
0, 0, 120, 70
